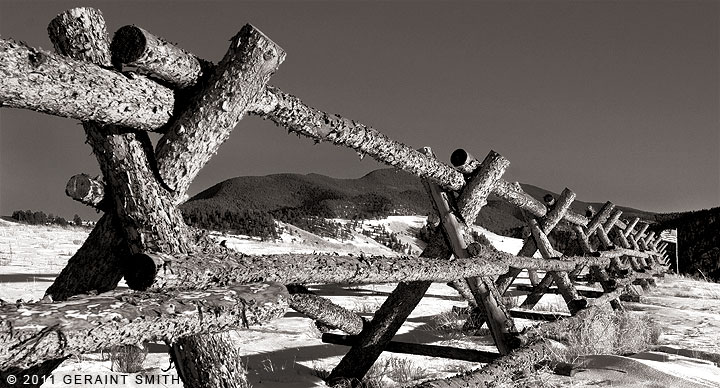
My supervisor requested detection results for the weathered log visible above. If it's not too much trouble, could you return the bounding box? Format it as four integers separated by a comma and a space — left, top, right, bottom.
456, 150, 510, 223
289, 293, 364, 335
0, 39, 173, 131
111, 25, 208, 88
527, 219, 586, 314
585, 202, 615, 235
328, 160, 455, 383
258, 86, 468, 191
328, 281, 435, 385
44, 214, 127, 301
127, 252, 496, 290
643, 231, 656, 245
491, 180, 548, 221
495, 188, 576, 295
0, 283, 289, 370
633, 222, 650, 242
110, 26, 598, 203
415, 339, 551, 388
449, 148, 480, 175
124, 250, 614, 291
106, 22, 470, 190
507, 309, 570, 321
65, 173, 106, 210
169, 331, 252, 388
322, 333, 499, 363
422, 149, 517, 355
603, 209, 623, 234
46, 7, 111, 64
623, 217, 640, 237
47, 7, 192, 256
515, 284, 604, 298
155, 24, 285, 195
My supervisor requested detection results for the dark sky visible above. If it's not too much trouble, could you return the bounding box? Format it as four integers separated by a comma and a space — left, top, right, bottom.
1, 1, 718, 221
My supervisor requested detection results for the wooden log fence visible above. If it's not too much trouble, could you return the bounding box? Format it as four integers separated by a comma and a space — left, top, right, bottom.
0, 7, 672, 387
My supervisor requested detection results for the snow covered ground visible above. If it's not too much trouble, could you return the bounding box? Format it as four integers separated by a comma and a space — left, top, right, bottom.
1, 217, 719, 387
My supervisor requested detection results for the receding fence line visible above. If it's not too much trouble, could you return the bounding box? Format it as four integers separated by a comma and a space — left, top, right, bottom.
0, 8, 671, 387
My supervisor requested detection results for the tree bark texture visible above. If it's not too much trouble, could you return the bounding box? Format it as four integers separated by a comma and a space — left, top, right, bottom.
124, 251, 614, 291
322, 334, 499, 363
327, 281, 433, 385
170, 331, 252, 388
44, 214, 127, 301
111, 25, 207, 89
421, 151, 518, 355
289, 293, 364, 335
494, 188, 576, 295
528, 219, 586, 314
1, 283, 289, 370
155, 24, 285, 195
108, 25, 467, 192
81, 124, 192, 254
47, 7, 191, 257
327, 225, 453, 384
449, 148, 481, 175
47, 7, 111, 67
455, 150, 510, 223
0, 39, 173, 131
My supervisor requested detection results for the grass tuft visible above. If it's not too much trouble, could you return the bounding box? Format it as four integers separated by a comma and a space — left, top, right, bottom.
108, 344, 147, 373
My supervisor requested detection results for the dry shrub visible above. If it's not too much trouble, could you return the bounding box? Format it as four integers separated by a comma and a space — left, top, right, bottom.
425, 309, 466, 338
108, 344, 147, 373
546, 308, 661, 363
386, 357, 428, 384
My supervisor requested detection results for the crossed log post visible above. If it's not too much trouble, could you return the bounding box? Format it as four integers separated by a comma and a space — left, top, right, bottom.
495, 188, 576, 299
1, 7, 287, 386
424, 149, 519, 351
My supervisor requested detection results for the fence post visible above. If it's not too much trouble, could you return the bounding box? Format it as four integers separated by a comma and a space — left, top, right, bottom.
428, 150, 519, 353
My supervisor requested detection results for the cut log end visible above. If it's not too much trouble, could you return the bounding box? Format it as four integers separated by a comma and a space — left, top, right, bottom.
65, 173, 105, 208
123, 253, 164, 290
110, 25, 147, 67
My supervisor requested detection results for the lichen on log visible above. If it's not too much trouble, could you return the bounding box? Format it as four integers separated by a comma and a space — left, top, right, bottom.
289, 293, 364, 335
0, 39, 173, 131
111, 25, 208, 88
456, 150, 510, 223
155, 24, 285, 195
1, 283, 289, 370
46, 7, 191, 257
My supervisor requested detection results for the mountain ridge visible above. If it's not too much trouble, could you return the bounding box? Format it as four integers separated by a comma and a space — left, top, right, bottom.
181, 168, 659, 237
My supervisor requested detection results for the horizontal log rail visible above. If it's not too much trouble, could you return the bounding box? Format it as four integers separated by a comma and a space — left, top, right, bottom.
0, 38, 174, 131
123, 250, 615, 291
0, 283, 289, 370
322, 333, 500, 363
289, 293, 364, 335
515, 284, 605, 298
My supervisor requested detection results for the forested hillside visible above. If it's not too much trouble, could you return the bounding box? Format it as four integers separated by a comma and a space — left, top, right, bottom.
181, 168, 661, 237
653, 207, 720, 281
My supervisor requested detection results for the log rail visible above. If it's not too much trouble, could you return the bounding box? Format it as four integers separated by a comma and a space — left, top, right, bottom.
0, 7, 672, 387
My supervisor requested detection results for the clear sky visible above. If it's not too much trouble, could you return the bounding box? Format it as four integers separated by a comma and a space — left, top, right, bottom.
1, 0, 718, 221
